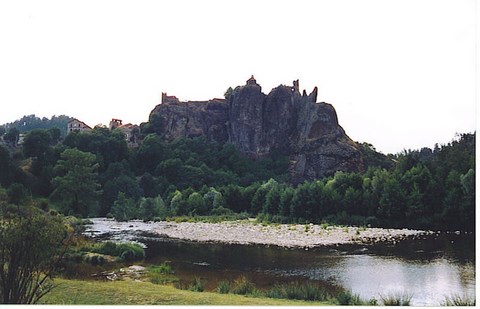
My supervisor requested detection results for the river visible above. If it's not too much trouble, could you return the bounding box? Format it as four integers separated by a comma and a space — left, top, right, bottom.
85, 220, 475, 306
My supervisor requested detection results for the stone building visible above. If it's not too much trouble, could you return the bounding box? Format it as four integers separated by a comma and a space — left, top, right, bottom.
67, 118, 92, 133
109, 118, 139, 147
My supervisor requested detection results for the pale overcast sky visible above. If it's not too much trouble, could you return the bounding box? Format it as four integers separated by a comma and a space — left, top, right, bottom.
0, 0, 477, 154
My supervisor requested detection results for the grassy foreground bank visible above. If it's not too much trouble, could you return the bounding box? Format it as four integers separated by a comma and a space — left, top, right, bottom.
41, 278, 332, 306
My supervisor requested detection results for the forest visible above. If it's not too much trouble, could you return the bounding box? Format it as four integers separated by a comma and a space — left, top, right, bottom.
0, 117, 475, 231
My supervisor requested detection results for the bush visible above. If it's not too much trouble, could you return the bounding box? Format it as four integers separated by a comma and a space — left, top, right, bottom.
64, 252, 85, 263
119, 249, 135, 262
266, 281, 329, 301
176, 278, 205, 292
150, 273, 178, 285
231, 275, 256, 295
380, 293, 412, 306
86, 254, 105, 266
335, 290, 364, 305
216, 280, 231, 294
210, 206, 234, 216
149, 263, 173, 274
442, 294, 475, 306
90, 241, 145, 261
146, 263, 177, 285
188, 277, 205, 292
0, 209, 70, 304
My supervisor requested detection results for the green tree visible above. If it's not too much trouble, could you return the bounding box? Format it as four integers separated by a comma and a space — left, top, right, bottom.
48, 127, 61, 143
0, 145, 14, 187
3, 114, 71, 137
251, 179, 278, 214
263, 183, 281, 215
460, 169, 475, 207
0, 208, 70, 303
400, 164, 435, 225
156, 158, 183, 183
22, 129, 53, 161
290, 181, 329, 222
101, 175, 143, 216
136, 134, 166, 173
139, 195, 166, 221
203, 187, 224, 210
442, 170, 467, 229
278, 186, 295, 217
460, 169, 475, 230
220, 184, 246, 213
50, 148, 101, 217
3, 127, 19, 146
342, 187, 363, 216
378, 176, 406, 225
170, 190, 188, 216
111, 192, 137, 221
187, 192, 208, 215
139, 173, 160, 198
7, 183, 28, 205
63, 127, 129, 171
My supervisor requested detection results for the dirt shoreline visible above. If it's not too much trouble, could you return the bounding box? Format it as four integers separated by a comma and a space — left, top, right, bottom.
85, 218, 433, 248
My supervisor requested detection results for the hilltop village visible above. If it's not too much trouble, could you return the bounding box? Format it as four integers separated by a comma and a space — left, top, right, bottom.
67, 118, 140, 147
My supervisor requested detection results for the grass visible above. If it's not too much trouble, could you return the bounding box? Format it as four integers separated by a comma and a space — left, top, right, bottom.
442, 294, 475, 306
174, 277, 205, 292
217, 280, 231, 294
41, 278, 332, 305
380, 292, 413, 306
147, 263, 173, 274
266, 281, 329, 301
213, 276, 372, 305
166, 213, 251, 224
146, 264, 178, 285
89, 241, 145, 262
230, 275, 257, 295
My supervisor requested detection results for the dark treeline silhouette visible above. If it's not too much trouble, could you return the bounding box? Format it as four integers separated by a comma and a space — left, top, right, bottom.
1, 114, 71, 137
0, 122, 474, 231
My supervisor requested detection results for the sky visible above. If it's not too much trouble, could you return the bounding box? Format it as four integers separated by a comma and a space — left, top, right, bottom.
0, 0, 477, 154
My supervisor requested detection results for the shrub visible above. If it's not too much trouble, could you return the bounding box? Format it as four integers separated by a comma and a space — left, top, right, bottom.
188, 277, 205, 292
147, 263, 177, 285
90, 241, 145, 261
149, 263, 173, 274
335, 290, 364, 305
231, 275, 256, 295
150, 273, 178, 285
64, 252, 85, 263
210, 206, 234, 216
380, 292, 413, 306
266, 281, 329, 301
118, 243, 145, 261
119, 249, 135, 262
216, 280, 231, 294
174, 277, 205, 292
84, 254, 105, 266
443, 294, 475, 306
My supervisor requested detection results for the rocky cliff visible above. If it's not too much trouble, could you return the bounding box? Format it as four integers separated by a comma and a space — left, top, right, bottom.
148, 76, 364, 182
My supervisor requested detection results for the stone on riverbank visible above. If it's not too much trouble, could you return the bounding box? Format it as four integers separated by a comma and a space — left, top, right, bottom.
85, 218, 431, 248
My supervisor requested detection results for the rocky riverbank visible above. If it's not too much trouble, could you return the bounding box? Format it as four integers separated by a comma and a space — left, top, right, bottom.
85, 218, 432, 248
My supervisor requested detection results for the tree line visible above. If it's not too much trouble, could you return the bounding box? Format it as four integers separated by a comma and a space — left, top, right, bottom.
0, 123, 475, 231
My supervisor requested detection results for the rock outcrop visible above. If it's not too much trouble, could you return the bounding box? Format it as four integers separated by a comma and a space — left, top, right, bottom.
148, 77, 364, 182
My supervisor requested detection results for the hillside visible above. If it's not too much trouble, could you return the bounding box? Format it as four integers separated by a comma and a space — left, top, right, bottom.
1, 114, 72, 137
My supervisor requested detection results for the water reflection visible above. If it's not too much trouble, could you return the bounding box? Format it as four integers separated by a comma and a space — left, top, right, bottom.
316, 255, 475, 306
138, 234, 474, 306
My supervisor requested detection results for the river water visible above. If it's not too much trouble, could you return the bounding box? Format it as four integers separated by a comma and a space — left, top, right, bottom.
86, 222, 475, 306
